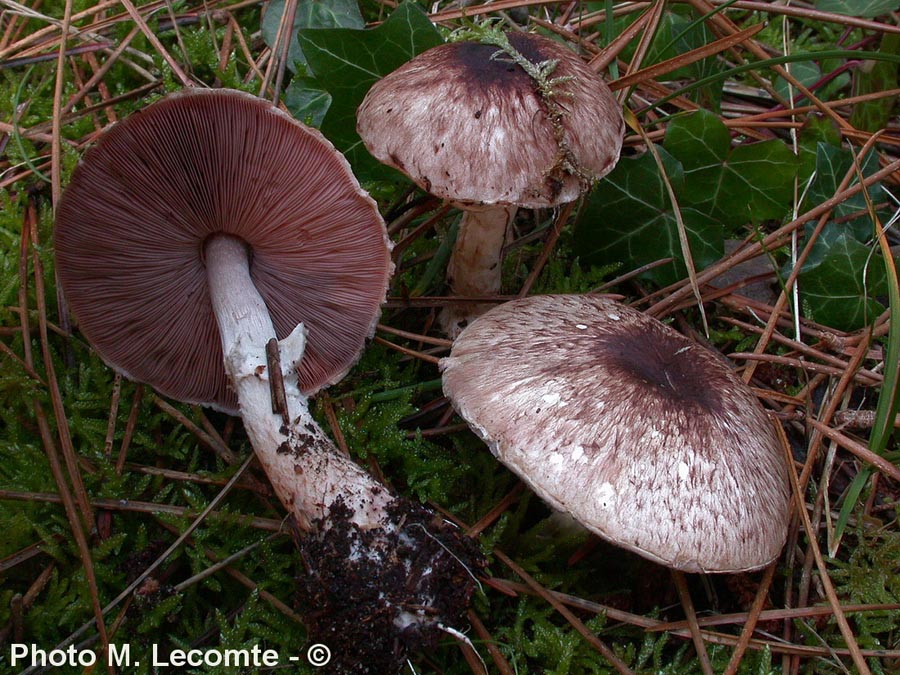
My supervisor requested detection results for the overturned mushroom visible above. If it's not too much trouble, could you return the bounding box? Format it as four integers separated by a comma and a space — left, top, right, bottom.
55, 88, 481, 673
441, 294, 790, 573
357, 31, 624, 334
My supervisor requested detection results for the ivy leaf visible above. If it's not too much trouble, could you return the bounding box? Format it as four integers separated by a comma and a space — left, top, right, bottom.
816, 0, 900, 18
850, 33, 900, 132
260, 0, 364, 73
573, 148, 723, 286
773, 60, 821, 104
796, 228, 888, 330
798, 115, 842, 179
664, 109, 800, 227
805, 143, 882, 241
298, 2, 443, 179
283, 78, 331, 127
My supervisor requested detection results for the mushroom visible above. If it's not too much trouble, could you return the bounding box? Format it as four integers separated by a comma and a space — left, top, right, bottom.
55, 88, 482, 673
357, 31, 624, 334
440, 294, 790, 573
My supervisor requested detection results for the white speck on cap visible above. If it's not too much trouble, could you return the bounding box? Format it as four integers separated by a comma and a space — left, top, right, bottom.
595, 482, 616, 509
542, 392, 561, 406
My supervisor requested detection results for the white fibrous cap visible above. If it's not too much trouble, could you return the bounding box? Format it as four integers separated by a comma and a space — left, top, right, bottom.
441, 294, 791, 573
357, 32, 624, 209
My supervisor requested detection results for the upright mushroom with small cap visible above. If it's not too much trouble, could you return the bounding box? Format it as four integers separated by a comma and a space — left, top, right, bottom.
441, 294, 791, 573
55, 88, 481, 674
357, 31, 624, 334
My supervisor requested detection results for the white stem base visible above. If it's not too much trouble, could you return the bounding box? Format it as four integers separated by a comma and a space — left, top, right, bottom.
204, 235, 392, 531
203, 236, 482, 657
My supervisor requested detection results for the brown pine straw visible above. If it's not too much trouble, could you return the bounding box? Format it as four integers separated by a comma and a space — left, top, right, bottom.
429, 0, 575, 23
732, 352, 882, 387
154, 521, 301, 624
118, 0, 193, 87
729, 89, 900, 125
494, 549, 637, 675
456, 636, 488, 675
373, 335, 442, 365
320, 397, 351, 458
59, 24, 143, 116
518, 201, 578, 296
671, 570, 715, 675
22, 182, 113, 673
804, 419, 900, 484
465, 484, 526, 538
21, 82, 162, 138
101, 374, 123, 458
0, 0, 127, 59
391, 203, 453, 258
467, 609, 516, 675
651, 599, 900, 632
570, 0, 900, 35
377, 323, 453, 348
701, 0, 900, 35
633, 114, 711, 333
0, 339, 45, 383
612, 22, 766, 91
694, 0, 857, 136
722, 544, 780, 675
0, 533, 65, 574
780, 423, 873, 675
489, 578, 900, 659
646, 158, 900, 317
0, 488, 284, 532
12, 453, 260, 662
587, 5, 653, 71
786, 329, 875, 673
741, 132, 887, 385
152, 395, 239, 464
723, 318, 883, 387
114, 384, 143, 474
49, 0, 71, 208
124, 463, 263, 491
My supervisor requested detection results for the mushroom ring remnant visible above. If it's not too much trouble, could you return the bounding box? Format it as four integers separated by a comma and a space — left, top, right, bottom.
55, 88, 482, 674
441, 294, 791, 573
357, 31, 624, 334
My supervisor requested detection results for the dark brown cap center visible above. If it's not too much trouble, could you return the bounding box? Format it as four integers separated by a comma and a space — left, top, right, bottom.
449, 33, 549, 90
596, 330, 725, 414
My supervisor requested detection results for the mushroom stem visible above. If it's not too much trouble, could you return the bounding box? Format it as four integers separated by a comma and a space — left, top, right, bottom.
203, 234, 482, 670
204, 234, 483, 668
442, 204, 516, 335
204, 234, 392, 530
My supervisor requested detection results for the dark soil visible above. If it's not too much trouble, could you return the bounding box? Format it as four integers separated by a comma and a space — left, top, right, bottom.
295, 498, 485, 674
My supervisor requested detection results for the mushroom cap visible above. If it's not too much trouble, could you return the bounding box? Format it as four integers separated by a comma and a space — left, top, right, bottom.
357, 32, 624, 209
441, 295, 791, 573
56, 88, 392, 414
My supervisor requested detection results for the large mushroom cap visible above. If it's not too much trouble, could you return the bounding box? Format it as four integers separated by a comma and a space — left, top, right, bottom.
56, 88, 392, 414
357, 32, 624, 209
441, 295, 791, 573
